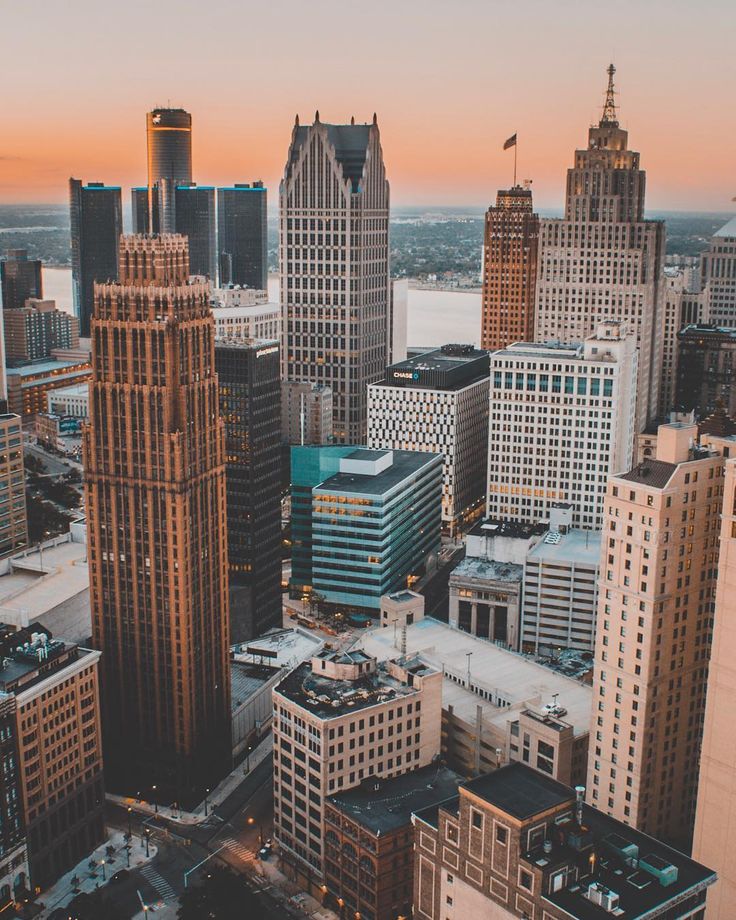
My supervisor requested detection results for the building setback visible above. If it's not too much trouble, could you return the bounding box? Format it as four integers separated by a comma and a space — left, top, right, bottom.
534, 65, 665, 432
217, 184, 267, 289
0, 250, 42, 312
0, 627, 103, 891
84, 235, 231, 806
215, 339, 282, 641
487, 321, 637, 530
481, 186, 539, 351
412, 762, 716, 920
589, 422, 723, 851
367, 344, 490, 537
675, 324, 736, 419
280, 114, 390, 444
69, 180, 122, 338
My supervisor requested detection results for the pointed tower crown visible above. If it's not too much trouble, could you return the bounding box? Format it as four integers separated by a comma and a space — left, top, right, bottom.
601, 63, 618, 126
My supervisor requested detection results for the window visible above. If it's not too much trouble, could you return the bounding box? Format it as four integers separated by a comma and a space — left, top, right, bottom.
519, 869, 533, 891
495, 825, 508, 844
472, 810, 483, 829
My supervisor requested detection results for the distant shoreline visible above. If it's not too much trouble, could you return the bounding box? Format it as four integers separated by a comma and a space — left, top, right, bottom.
408, 280, 482, 293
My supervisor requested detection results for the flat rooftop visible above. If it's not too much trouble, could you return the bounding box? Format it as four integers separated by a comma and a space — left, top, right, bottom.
450, 556, 523, 584
7, 360, 87, 378
468, 518, 547, 540
48, 382, 89, 398
328, 764, 460, 835
462, 762, 572, 819
231, 660, 280, 714
360, 619, 592, 737
209, 303, 279, 317
527, 529, 602, 567
318, 448, 441, 497
232, 627, 323, 670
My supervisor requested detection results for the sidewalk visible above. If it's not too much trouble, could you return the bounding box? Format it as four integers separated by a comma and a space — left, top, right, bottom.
257, 855, 338, 920
35, 830, 158, 918
107, 735, 273, 826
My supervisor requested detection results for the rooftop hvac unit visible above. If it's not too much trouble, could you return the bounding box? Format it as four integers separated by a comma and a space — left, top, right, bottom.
587, 882, 620, 912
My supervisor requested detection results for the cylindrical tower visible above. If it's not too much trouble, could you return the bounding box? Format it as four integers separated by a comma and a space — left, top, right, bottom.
146, 108, 192, 233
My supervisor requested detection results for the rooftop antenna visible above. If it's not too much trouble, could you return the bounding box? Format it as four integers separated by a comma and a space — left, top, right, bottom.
601, 63, 618, 126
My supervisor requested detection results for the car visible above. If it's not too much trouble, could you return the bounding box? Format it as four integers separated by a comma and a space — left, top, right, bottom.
258, 847, 270, 859
110, 869, 130, 884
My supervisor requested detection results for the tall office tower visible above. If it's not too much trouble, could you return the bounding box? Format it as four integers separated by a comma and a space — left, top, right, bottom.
0, 694, 27, 906
175, 185, 216, 279
659, 269, 707, 416
700, 216, 736, 325
0, 413, 27, 556
588, 421, 723, 850
69, 179, 122, 337
280, 113, 390, 444
146, 108, 192, 233
534, 65, 665, 432
367, 345, 490, 537
273, 648, 442, 886
217, 183, 267, 289
215, 339, 282, 642
0, 249, 42, 311
693, 456, 736, 918
480, 186, 539, 350
84, 234, 231, 805
487, 321, 637, 529
131, 186, 159, 234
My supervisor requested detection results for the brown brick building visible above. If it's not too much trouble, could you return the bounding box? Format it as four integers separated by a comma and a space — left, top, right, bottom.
324, 765, 459, 920
84, 234, 231, 806
480, 187, 539, 352
413, 763, 715, 920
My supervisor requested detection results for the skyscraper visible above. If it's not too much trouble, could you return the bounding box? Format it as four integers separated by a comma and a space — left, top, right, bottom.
280, 113, 390, 444
84, 234, 231, 805
217, 183, 267, 289
69, 179, 122, 337
0, 249, 42, 311
534, 65, 666, 431
175, 185, 216, 279
146, 108, 192, 233
131, 186, 159, 235
588, 421, 722, 850
700, 216, 736, 326
215, 339, 282, 641
480, 186, 539, 350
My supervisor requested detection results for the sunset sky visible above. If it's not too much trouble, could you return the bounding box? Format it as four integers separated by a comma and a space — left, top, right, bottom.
2, 0, 734, 211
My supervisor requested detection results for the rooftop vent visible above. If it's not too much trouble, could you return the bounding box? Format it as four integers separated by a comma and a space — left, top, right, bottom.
587, 882, 620, 912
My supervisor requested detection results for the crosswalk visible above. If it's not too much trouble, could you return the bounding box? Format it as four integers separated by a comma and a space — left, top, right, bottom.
140, 865, 177, 901
219, 835, 258, 865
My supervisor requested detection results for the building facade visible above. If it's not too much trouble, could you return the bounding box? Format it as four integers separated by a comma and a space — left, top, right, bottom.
487, 321, 637, 530
0, 250, 42, 312
367, 345, 490, 537
282, 381, 333, 446
700, 216, 736, 326
4, 300, 79, 364
273, 648, 442, 885
84, 234, 231, 806
0, 694, 27, 906
210, 300, 281, 343
481, 186, 539, 351
46, 382, 89, 419
588, 422, 723, 850
0, 414, 27, 558
5, 360, 92, 418
659, 270, 706, 417
215, 339, 282, 641
675, 324, 736, 419
0, 629, 103, 891
217, 184, 267, 289
69, 179, 122, 338
146, 108, 193, 234
280, 114, 390, 444
413, 763, 716, 920
534, 65, 665, 431
174, 185, 217, 279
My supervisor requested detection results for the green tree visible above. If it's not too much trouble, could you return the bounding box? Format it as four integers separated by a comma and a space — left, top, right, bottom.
177, 866, 261, 919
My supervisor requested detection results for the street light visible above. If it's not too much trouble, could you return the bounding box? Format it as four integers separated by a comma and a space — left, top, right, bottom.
152, 785, 158, 814
127, 806, 132, 838
144, 827, 151, 858
100, 859, 106, 881
247, 815, 264, 846
204, 788, 210, 817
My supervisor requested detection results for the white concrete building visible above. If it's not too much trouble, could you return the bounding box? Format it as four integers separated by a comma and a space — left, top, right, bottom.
211, 286, 269, 307
209, 301, 281, 344
45, 382, 89, 419
487, 320, 637, 530
701, 216, 736, 326
368, 345, 490, 536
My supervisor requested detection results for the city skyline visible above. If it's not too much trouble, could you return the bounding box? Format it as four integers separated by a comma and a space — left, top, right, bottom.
2, 0, 734, 211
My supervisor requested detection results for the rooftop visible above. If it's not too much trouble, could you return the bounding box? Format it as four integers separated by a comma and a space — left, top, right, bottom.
462, 762, 573, 819
527, 529, 602, 567
208, 302, 279, 317
467, 518, 547, 540
359, 619, 592, 737
48, 382, 89, 399
678, 323, 736, 340
713, 215, 736, 239
0, 628, 95, 696
381, 345, 490, 391
328, 764, 460, 835
318, 448, 441, 498
232, 627, 323, 670
7, 360, 88, 378
618, 460, 678, 489
274, 655, 433, 719
230, 660, 280, 714
450, 556, 523, 584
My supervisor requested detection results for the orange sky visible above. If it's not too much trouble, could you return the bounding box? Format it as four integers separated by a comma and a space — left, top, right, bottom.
1, 0, 734, 211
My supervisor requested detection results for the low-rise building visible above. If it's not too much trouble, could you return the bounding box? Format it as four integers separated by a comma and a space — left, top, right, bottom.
5, 360, 92, 418
380, 590, 424, 630
272, 648, 443, 888
46, 382, 89, 419
324, 764, 460, 920
0, 627, 104, 890
412, 762, 716, 920
360, 619, 591, 787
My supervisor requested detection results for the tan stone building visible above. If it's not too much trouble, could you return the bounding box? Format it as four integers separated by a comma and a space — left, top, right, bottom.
0, 414, 27, 558
693, 455, 736, 918
588, 421, 724, 850
272, 648, 442, 888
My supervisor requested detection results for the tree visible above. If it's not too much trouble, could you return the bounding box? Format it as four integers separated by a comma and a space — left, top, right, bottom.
177, 866, 261, 919
64, 890, 125, 920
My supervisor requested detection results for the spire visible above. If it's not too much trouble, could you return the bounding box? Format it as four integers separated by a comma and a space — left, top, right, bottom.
372, 112, 378, 126
350, 115, 355, 125
601, 63, 618, 126
314, 109, 320, 123
295, 113, 299, 127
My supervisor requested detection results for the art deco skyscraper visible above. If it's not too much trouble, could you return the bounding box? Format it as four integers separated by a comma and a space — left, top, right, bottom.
535, 65, 665, 431
280, 113, 390, 444
588, 421, 722, 850
146, 108, 193, 233
481, 186, 539, 350
84, 234, 231, 804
